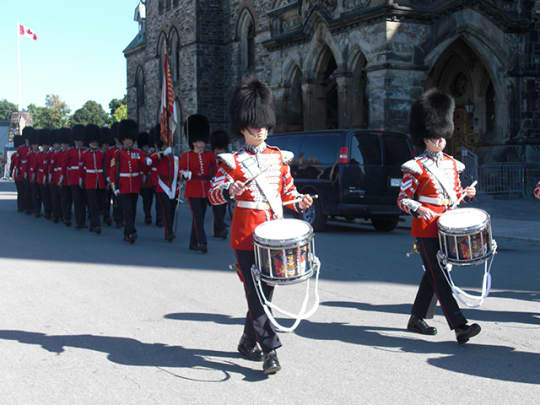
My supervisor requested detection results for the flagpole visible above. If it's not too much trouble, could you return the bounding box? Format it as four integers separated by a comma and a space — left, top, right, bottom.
17, 20, 22, 111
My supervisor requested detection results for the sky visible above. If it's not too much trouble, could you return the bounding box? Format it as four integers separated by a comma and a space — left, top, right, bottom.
0, 0, 140, 114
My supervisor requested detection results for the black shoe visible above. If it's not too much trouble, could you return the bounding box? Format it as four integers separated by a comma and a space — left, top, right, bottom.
76, 224, 85, 230
262, 350, 281, 375
95, 227, 101, 234
189, 244, 199, 251
129, 232, 137, 244
145, 217, 152, 225
165, 232, 176, 242
53, 218, 59, 223
104, 217, 112, 226
156, 221, 163, 227
65, 221, 72, 227
116, 222, 123, 229
407, 315, 437, 335
215, 231, 228, 239
455, 323, 481, 345
237, 335, 263, 362
200, 244, 208, 254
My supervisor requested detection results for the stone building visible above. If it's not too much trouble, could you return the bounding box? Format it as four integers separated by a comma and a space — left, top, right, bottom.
124, 0, 540, 163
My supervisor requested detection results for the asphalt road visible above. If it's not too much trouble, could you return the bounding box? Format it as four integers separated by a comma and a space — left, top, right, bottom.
0, 182, 538, 404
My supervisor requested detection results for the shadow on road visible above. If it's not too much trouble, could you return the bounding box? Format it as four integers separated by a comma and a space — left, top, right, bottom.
0, 329, 267, 382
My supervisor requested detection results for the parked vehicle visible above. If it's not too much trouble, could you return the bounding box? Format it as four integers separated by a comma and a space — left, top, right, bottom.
270, 129, 415, 231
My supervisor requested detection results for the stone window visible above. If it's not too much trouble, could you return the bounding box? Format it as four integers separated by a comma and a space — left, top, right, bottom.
169, 28, 180, 82
166, 0, 171, 11
158, 31, 167, 83
173, 0, 179, 7
238, 9, 256, 73
136, 66, 145, 107
158, 0, 163, 15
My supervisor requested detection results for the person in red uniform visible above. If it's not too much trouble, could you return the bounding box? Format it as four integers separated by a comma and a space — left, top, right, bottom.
100, 127, 113, 226
138, 132, 155, 225
110, 119, 149, 243
10, 135, 26, 212
20, 127, 34, 214
534, 180, 540, 200
149, 124, 164, 228
66, 125, 88, 229
209, 76, 312, 375
180, 115, 216, 253
108, 122, 124, 228
82, 124, 106, 234
58, 128, 73, 226
210, 130, 230, 239
48, 130, 64, 223
36, 129, 53, 220
28, 130, 42, 217
397, 88, 480, 345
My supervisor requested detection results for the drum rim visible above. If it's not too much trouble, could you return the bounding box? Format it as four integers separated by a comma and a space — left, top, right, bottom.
444, 251, 494, 266
438, 208, 491, 231
254, 218, 314, 246
254, 235, 313, 248
438, 221, 491, 235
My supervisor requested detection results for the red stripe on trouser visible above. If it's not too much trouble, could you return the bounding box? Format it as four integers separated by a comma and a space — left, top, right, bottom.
187, 198, 201, 243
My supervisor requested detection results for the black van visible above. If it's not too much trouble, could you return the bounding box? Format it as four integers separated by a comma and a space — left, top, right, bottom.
270, 129, 414, 231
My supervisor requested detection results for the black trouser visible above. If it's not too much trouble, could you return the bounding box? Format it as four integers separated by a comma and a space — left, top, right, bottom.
411, 237, 467, 330
235, 249, 281, 353
71, 185, 87, 227
61, 186, 72, 223
154, 188, 163, 224
113, 193, 123, 225
24, 179, 33, 213
102, 188, 112, 222
87, 188, 104, 229
40, 183, 52, 218
188, 197, 208, 248
31, 182, 41, 216
140, 187, 154, 221
15, 181, 24, 211
120, 193, 138, 236
157, 192, 178, 238
50, 184, 63, 221
212, 203, 227, 237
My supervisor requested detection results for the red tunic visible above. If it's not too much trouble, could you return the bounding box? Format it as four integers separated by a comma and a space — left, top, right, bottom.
53, 149, 69, 186
397, 151, 466, 238
534, 180, 540, 200
179, 151, 216, 198
66, 147, 87, 186
19, 146, 30, 180
209, 145, 300, 251
141, 151, 154, 189
36, 151, 49, 185
82, 148, 106, 189
10, 152, 21, 181
104, 146, 118, 184
28, 151, 40, 183
110, 148, 148, 194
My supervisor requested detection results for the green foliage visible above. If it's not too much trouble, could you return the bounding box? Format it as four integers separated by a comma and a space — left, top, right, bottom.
112, 104, 128, 123
71, 100, 109, 127
108, 95, 127, 117
0, 99, 18, 121
25, 95, 70, 129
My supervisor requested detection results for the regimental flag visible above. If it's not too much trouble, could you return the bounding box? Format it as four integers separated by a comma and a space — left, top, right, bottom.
160, 40, 177, 147
19, 24, 38, 40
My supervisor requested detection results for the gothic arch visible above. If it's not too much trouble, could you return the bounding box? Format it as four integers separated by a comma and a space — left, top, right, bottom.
350, 50, 369, 128
168, 26, 181, 82
135, 65, 145, 130
302, 17, 344, 77
234, 3, 258, 40
236, 7, 257, 73
282, 63, 304, 132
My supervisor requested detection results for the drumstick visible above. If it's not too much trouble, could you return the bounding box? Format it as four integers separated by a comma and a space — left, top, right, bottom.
283, 194, 318, 206
245, 165, 272, 186
454, 180, 478, 206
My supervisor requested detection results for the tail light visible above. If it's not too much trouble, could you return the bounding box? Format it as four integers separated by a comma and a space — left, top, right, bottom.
338, 147, 349, 164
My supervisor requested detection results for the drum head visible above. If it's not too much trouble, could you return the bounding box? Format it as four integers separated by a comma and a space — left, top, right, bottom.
438, 208, 489, 232
254, 218, 313, 246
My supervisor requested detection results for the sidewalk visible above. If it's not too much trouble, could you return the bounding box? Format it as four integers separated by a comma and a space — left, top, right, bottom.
399, 194, 540, 243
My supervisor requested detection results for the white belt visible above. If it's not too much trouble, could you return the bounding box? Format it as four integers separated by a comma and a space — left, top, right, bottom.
419, 196, 451, 206
68, 166, 79, 170
236, 200, 271, 211
21, 160, 28, 163
86, 169, 103, 174
53, 168, 62, 172
38, 169, 45, 172
120, 172, 140, 177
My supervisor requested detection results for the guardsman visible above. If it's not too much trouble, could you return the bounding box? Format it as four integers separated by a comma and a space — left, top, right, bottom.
138, 132, 155, 225
397, 88, 480, 345
67, 125, 88, 229
534, 180, 540, 200
100, 127, 113, 226
37, 129, 52, 220
150, 124, 164, 227
108, 122, 124, 228
58, 128, 73, 226
82, 124, 106, 234
10, 135, 25, 212
210, 129, 230, 239
180, 115, 216, 253
49, 129, 64, 223
208, 76, 312, 375
21, 127, 33, 214
28, 129, 41, 217
110, 119, 149, 244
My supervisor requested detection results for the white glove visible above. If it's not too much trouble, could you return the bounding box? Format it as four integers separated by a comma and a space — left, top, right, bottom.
48, 174, 53, 183
58, 175, 63, 186
79, 178, 83, 188
181, 170, 192, 180
163, 146, 172, 156
146, 157, 153, 166
114, 188, 120, 196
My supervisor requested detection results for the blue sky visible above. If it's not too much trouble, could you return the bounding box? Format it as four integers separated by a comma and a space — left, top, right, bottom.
0, 1, 139, 114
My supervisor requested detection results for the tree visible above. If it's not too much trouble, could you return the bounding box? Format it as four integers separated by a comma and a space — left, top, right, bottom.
25, 95, 70, 129
112, 104, 128, 123
108, 95, 127, 117
71, 100, 109, 127
0, 99, 18, 120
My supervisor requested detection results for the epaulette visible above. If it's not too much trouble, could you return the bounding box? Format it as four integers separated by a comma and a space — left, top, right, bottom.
217, 153, 236, 169
443, 153, 465, 173
401, 159, 422, 175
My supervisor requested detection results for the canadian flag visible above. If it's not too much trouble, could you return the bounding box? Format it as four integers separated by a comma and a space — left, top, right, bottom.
19, 24, 37, 40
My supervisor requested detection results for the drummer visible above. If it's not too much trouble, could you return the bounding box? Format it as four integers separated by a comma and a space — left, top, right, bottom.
208, 75, 312, 374
397, 88, 480, 344
534, 180, 540, 200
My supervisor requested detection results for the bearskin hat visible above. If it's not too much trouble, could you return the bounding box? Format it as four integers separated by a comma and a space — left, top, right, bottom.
72, 124, 86, 142
22, 126, 35, 144
409, 88, 455, 147
210, 130, 230, 150
138, 132, 150, 148
59, 128, 72, 145
100, 127, 112, 146
36, 129, 48, 145
229, 75, 276, 138
118, 119, 138, 141
85, 124, 101, 145
13, 135, 24, 148
185, 114, 209, 146
111, 122, 120, 141
150, 124, 163, 148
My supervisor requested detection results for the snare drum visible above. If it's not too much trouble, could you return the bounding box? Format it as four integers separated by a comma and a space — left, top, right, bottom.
438, 208, 494, 266
253, 218, 316, 286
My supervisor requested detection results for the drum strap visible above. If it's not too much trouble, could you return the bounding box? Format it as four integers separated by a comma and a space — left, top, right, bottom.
421, 159, 458, 205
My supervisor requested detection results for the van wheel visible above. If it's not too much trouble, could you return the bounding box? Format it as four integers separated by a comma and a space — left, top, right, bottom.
302, 197, 327, 231
371, 215, 399, 232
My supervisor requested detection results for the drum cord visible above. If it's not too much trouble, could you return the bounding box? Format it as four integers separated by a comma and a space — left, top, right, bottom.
436, 240, 497, 308
251, 257, 321, 333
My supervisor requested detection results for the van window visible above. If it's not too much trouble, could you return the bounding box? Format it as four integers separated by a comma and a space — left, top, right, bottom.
352, 133, 381, 165
382, 134, 412, 165
300, 135, 340, 166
